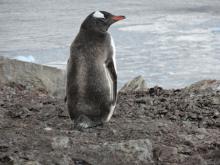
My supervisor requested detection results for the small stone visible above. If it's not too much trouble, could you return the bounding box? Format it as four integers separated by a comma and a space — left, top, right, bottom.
213, 110, 219, 117
182, 155, 207, 165
149, 86, 163, 96
169, 115, 177, 120
52, 136, 69, 149
213, 96, 220, 105
44, 127, 52, 131
0, 155, 13, 165
7, 106, 31, 119
0, 100, 4, 106
189, 113, 197, 119
215, 118, 220, 127
0, 145, 9, 152
135, 98, 147, 104
25, 161, 41, 165
154, 145, 178, 163
178, 145, 192, 155
196, 128, 208, 135
196, 134, 205, 140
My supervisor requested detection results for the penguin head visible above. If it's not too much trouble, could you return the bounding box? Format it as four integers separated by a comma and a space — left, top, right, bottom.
81, 11, 125, 33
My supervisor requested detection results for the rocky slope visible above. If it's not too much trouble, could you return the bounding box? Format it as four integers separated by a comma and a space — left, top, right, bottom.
0, 80, 220, 165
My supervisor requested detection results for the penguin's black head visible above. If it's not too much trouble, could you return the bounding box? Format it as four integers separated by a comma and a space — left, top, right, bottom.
81, 11, 125, 33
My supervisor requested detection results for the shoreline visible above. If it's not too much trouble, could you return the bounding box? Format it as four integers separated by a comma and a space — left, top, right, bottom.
1, 56, 220, 93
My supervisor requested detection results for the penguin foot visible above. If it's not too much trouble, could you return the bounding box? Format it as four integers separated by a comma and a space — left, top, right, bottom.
74, 115, 103, 130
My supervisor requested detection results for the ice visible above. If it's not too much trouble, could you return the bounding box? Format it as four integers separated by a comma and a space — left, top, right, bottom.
14, 55, 35, 63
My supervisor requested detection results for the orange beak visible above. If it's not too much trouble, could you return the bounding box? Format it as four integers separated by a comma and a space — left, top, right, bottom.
111, 15, 126, 21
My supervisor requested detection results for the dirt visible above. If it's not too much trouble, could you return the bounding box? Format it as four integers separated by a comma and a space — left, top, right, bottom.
0, 83, 220, 165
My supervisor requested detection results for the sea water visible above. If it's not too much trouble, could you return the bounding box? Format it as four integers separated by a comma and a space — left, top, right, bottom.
0, 0, 220, 88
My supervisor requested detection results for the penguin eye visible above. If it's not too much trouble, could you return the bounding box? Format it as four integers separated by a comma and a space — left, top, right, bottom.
99, 18, 106, 22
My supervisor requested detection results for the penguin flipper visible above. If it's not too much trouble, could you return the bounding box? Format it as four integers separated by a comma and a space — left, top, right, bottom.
74, 115, 103, 130
106, 59, 117, 103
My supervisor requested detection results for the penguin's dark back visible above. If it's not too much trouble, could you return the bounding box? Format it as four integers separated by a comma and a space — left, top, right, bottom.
67, 29, 113, 107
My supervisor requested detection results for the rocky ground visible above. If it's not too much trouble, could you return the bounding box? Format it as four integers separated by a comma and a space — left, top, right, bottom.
0, 81, 220, 165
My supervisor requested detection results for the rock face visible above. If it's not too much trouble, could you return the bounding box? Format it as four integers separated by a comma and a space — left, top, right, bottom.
0, 57, 65, 97
120, 75, 147, 92
0, 82, 219, 165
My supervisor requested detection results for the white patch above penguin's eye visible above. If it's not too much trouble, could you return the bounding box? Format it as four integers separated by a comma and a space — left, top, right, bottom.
93, 11, 105, 19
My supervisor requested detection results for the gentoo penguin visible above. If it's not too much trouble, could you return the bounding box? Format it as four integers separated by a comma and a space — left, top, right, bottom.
66, 11, 125, 129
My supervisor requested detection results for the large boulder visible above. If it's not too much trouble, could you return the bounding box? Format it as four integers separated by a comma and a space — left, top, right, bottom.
186, 80, 220, 92
0, 57, 66, 97
120, 76, 147, 92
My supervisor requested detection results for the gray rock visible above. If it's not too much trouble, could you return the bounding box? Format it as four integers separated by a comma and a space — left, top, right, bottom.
120, 76, 147, 92
105, 139, 153, 164
77, 139, 154, 165
0, 57, 66, 97
24, 161, 42, 165
7, 106, 32, 119
215, 118, 220, 127
186, 80, 220, 92
213, 96, 220, 105
52, 136, 69, 149
154, 145, 179, 163
182, 155, 207, 165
